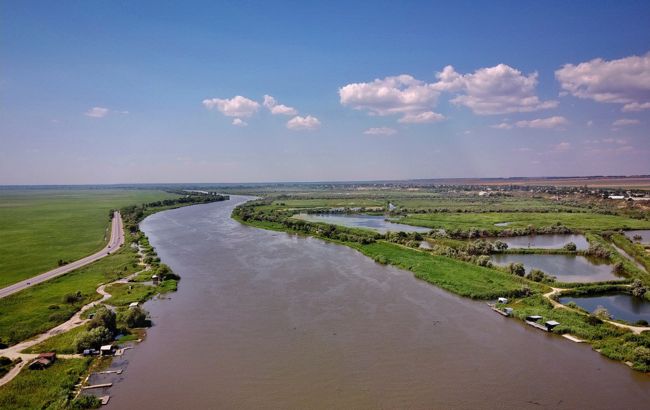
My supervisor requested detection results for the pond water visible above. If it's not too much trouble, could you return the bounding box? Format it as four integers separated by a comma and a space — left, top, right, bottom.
294, 213, 430, 234
625, 230, 650, 245
487, 234, 589, 250
105, 197, 650, 409
490, 254, 620, 283
559, 294, 650, 324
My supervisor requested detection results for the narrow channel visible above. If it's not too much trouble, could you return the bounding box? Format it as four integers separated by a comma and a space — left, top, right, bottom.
106, 196, 650, 409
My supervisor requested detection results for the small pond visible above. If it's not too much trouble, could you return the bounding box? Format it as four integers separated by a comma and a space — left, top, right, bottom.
625, 230, 650, 245
490, 254, 621, 283
559, 294, 650, 324
486, 234, 589, 250
293, 213, 431, 234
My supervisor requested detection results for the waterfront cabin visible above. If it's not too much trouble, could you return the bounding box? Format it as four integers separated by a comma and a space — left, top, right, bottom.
525, 315, 542, 322
152, 274, 160, 285
129, 302, 140, 309
497, 297, 508, 304
100, 344, 115, 356
545, 320, 560, 331
503, 307, 513, 316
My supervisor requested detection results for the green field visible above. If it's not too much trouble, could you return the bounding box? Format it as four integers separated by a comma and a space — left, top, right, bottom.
0, 246, 140, 345
0, 358, 91, 409
397, 212, 650, 231
0, 189, 178, 287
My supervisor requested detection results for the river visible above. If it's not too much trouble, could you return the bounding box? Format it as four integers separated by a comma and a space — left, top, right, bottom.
106, 196, 650, 409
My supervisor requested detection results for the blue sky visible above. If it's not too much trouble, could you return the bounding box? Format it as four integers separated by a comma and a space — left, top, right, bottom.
1, 0, 649, 184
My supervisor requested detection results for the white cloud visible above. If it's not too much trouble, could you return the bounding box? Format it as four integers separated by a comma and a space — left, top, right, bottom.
286, 115, 321, 131
339, 75, 442, 123
202, 96, 260, 117
553, 141, 571, 152
555, 53, 650, 108
232, 118, 248, 127
84, 107, 109, 118
364, 127, 397, 135
493, 116, 568, 130
398, 111, 444, 123
612, 118, 640, 127
263, 95, 298, 116
622, 102, 650, 112
514, 116, 568, 129
434, 64, 558, 115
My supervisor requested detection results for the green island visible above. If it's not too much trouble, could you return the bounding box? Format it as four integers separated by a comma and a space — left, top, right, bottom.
231, 186, 650, 371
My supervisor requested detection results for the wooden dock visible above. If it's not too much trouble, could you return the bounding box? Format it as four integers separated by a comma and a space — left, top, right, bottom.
487, 303, 511, 317
525, 320, 549, 332
82, 383, 113, 390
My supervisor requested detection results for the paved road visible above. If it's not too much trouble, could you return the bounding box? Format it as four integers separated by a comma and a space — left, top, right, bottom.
0, 211, 125, 299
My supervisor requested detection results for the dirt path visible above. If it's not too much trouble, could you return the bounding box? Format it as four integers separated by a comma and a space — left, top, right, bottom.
543, 287, 650, 334
0, 212, 125, 299
0, 247, 150, 387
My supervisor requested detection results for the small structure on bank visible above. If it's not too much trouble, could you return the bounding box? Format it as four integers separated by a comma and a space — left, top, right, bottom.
29, 352, 56, 370
100, 344, 116, 356
129, 302, 140, 309
152, 274, 160, 285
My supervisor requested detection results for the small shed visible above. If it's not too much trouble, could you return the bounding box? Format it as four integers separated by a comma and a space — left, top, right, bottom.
152, 274, 160, 285
503, 307, 513, 316
545, 320, 560, 331
100, 344, 115, 356
129, 302, 140, 309
526, 315, 542, 322
497, 297, 508, 304
29, 353, 56, 370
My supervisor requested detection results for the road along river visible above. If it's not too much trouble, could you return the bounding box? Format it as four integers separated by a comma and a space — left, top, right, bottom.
106, 196, 650, 409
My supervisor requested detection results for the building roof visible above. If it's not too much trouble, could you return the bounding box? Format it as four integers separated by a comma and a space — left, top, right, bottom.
546, 320, 560, 326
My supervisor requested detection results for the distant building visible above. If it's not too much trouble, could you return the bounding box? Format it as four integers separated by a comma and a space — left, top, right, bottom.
100, 344, 115, 356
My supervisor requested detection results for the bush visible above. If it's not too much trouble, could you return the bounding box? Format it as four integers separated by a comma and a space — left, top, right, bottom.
74, 326, 113, 353
563, 242, 577, 251
118, 307, 148, 328
70, 395, 102, 409
593, 305, 612, 320
526, 269, 554, 283
631, 279, 647, 298
88, 306, 117, 334
62, 291, 83, 304
508, 262, 526, 277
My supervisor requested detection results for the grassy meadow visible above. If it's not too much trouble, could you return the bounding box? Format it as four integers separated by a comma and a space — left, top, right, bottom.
0, 358, 92, 409
0, 189, 178, 287
397, 211, 650, 231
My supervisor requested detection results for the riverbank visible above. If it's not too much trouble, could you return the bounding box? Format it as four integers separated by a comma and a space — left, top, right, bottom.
0, 193, 229, 408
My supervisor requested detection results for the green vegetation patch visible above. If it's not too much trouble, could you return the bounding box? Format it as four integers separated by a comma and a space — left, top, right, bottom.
22, 326, 86, 355
398, 212, 650, 232
0, 248, 139, 346
355, 241, 548, 299
0, 189, 178, 287
104, 283, 157, 307
0, 358, 92, 410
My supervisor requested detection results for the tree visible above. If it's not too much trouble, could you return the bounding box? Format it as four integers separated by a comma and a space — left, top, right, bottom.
526, 269, 549, 282
593, 305, 612, 320
631, 279, 647, 298
88, 306, 117, 334
493, 241, 508, 251
563, 242, 577, 252
118, 306, 148, 328
508, 262, 526, 277
74, 326, 113, 353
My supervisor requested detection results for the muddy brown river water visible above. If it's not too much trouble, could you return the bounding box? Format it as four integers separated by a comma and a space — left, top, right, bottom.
106, 196, 650, 409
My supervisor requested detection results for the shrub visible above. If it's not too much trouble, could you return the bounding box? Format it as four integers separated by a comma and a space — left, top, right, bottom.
508, 262, 526, 277
631, 279, 647, 298
118, 307, 148, 328
593, 305, 612, 320
74, 326, 113, 353
88, 306, 117, 334
563, 242, 577, 251
62, 291, 83, 304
